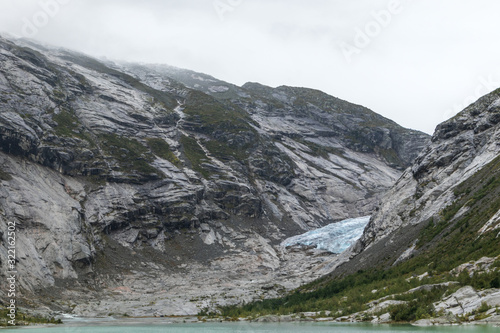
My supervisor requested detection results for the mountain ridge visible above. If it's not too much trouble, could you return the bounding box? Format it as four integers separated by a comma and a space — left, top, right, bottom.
217, 86, 500, 325
0, 35, 429, 318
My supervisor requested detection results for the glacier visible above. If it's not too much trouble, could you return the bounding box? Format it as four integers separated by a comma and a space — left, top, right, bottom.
281, 216, 370, 254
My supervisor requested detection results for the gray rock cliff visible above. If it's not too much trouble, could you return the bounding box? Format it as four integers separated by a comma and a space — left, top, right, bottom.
336, 87, 500, 274
0, 36, 429, 314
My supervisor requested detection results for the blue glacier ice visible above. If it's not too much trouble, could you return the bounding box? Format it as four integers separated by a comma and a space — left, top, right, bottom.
281, 216, 370, 254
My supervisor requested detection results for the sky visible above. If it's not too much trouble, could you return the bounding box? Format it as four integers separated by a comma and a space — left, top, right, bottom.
1, 0, 500, 135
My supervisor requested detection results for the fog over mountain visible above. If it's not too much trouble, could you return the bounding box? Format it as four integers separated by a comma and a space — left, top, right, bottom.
1, 0, 500, 134
1, 1, 500, 327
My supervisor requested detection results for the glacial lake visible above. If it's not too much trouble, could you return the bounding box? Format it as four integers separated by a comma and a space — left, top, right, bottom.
2, 323, 499, 332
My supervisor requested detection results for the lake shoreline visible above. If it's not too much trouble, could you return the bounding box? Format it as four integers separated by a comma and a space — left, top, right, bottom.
2, 313, 500, 330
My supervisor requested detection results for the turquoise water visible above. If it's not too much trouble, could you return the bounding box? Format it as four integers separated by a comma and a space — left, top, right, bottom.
1, 323, 498, 332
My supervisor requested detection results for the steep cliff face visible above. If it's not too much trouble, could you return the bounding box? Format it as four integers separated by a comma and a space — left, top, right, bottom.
339, 88, 500, 273
0, 36, 429, 314
120, 63, 429, 225
121, 63, 428, 170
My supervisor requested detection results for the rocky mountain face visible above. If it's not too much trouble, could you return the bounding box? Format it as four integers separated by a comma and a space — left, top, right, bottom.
212, 88, 500, 326
0, 36, 429, 315
335, 87, 500, 275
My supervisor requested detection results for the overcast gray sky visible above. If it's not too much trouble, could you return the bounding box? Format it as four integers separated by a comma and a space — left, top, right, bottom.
1, 0, 500, 134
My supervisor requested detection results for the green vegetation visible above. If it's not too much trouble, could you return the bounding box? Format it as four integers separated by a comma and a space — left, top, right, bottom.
411, 155, 500, 271
52, 89, 65, 101
217, 254, 499, 321
52, 110, 94, 145
213, 154, 500, 321
377, 148, 404, 166
146, 138, 180, 166
180, 135, 210, 178
468, 176, 500, 206
183, 90, 254, 134
99, 134, 160, 176
53, 110, 77, 136
0, 308, 62, 326
458, 301, 493, 321
0, 167, 12, 181
204, 140, 248, 162
477, 301, 492, 314
68, 70, 91, 90
217, 266, 453, 320
417, 218, 444, 248
180, 134, 250, 177
181, 91, 257, 164
278, 86, 399, 128
389, 286, 448, 322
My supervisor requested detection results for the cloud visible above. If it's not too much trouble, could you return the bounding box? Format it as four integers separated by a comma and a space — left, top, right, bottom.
1, 0, 500, 134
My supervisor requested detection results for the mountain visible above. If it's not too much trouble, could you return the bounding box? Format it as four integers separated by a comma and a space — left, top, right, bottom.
344, 86, 500, 272
0, 36, 429, 317
219, 87, 500, 324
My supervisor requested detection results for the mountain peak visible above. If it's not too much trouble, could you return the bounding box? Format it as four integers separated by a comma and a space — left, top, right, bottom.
0, 37, 429, 317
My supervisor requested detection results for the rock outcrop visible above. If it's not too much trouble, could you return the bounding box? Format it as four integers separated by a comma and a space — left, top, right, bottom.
0, 35, 429, 315
334, 87, 500, 277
